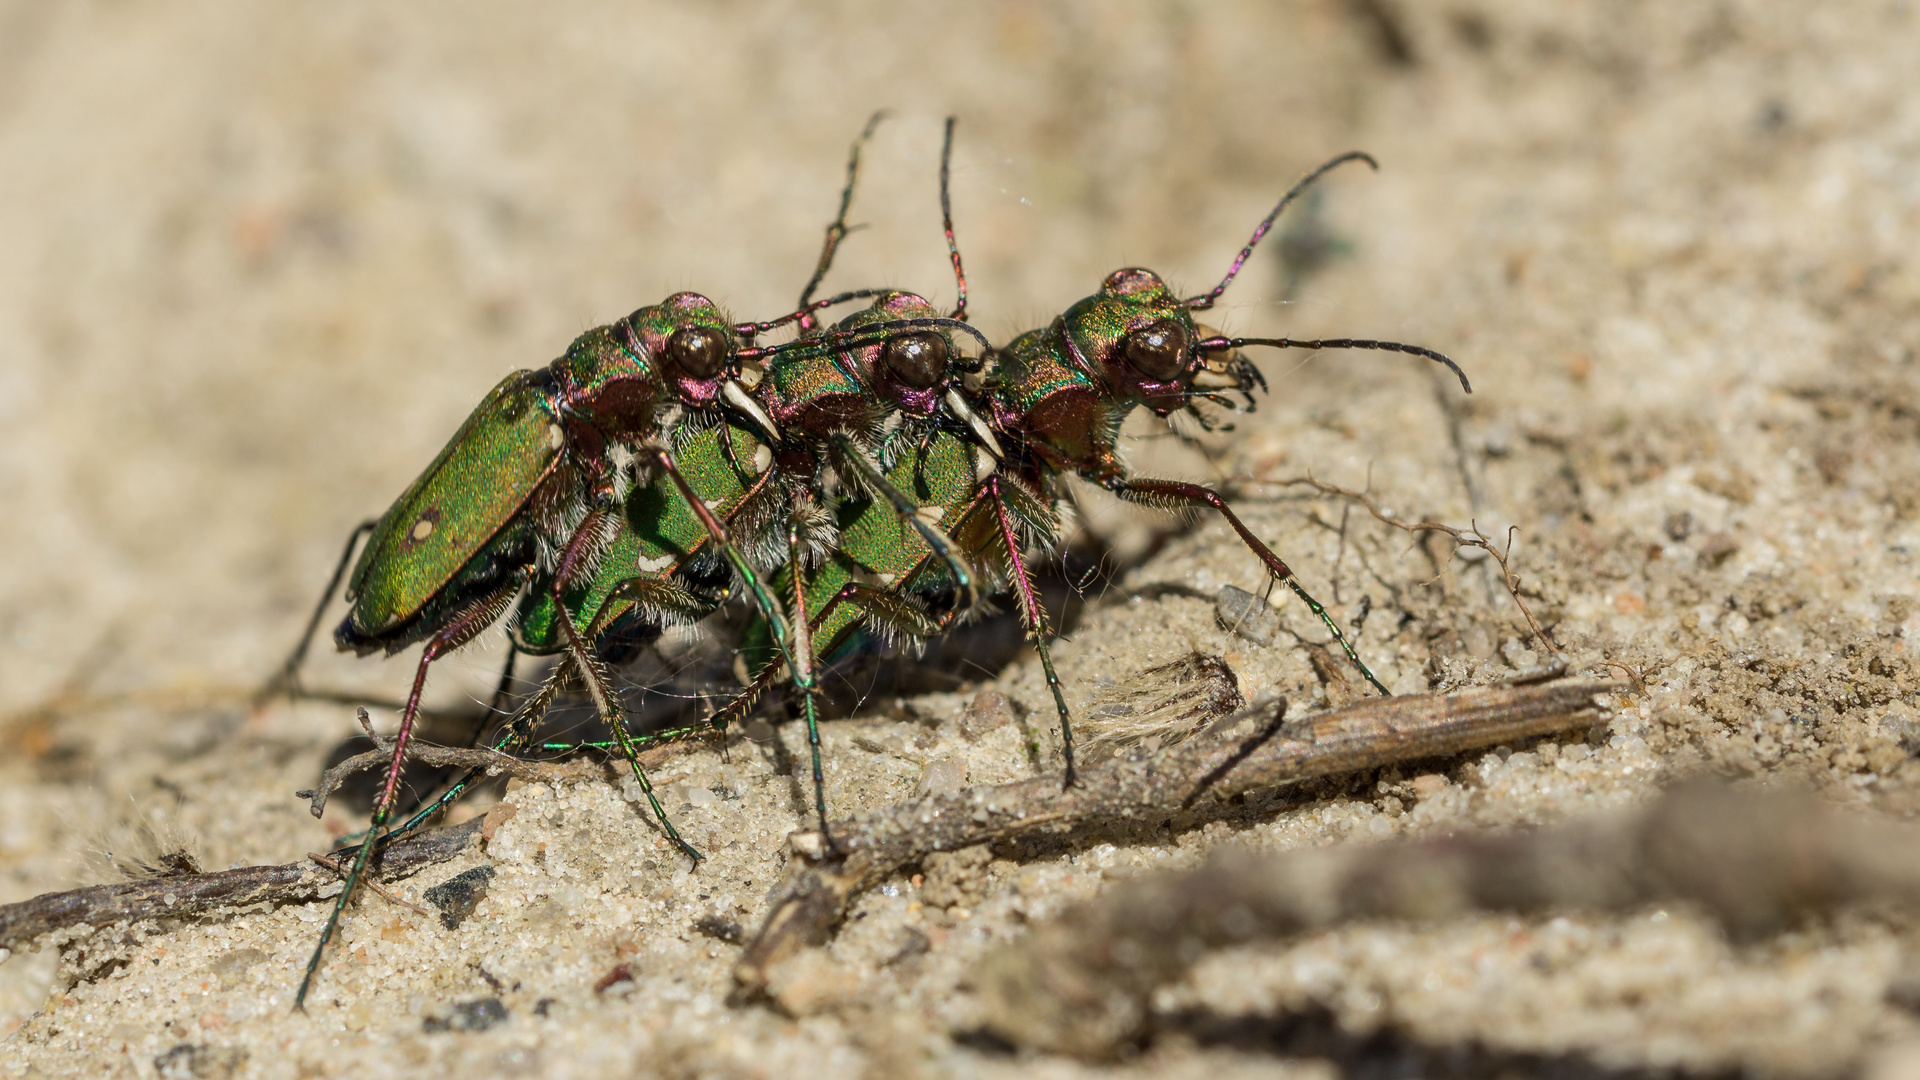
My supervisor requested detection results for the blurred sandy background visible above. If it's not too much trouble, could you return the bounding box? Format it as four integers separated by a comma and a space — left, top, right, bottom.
2, 2, 1918, 1077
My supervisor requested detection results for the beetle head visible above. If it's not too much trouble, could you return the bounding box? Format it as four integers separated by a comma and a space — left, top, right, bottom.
829, 291, 958, 416
1060, 269, 1243, 418
618, 292, 751, 410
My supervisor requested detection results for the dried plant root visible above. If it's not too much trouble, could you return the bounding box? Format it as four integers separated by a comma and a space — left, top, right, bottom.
0, 819, 483, 957
1248, 473, 1560, 657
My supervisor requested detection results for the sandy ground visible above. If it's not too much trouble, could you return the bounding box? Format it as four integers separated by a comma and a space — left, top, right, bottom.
2, 1, 1918, 1077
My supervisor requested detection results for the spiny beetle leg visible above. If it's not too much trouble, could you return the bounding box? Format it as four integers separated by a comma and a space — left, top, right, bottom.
363, 644, 522, 839
532, 719, 717, 755
261, 519, 376, 705
296, 572, 519, 1010
368, 664, 567, 853
643, 445, 802, 680
985, 477, 1076, 787
549, 509, 701, 864
1110, 475, 1389, 696
784, 518, 833, 843
809, 581, 942, 641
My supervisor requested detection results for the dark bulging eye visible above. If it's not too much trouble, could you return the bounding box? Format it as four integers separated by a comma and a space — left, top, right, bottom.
668, 326, 728, 379
1122, 319, 1190, 380
883, 333, 949, 389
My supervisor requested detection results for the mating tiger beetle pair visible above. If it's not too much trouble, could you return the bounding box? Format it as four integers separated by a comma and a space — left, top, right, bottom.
269, 116, 1471, 1007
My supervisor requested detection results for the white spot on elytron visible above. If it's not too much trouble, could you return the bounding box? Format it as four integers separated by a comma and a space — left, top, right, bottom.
547, 424, 564, 450
635, 553, 674, 573
914, 506, 947, 527
751, 444, 774, 474
876, 572, 897, 586
409, 518, 435, 542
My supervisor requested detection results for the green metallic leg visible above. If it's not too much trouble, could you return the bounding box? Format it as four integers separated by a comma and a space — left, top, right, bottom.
295, 574, 520, 1010
328, 644, 522, 852
1110, 476, 1390, 696
636, 456, 829, 800
365, 663, 568, 851
547, 508, 701, 864
783, 518, 833, 839
985, 478, 1076, 787
704, 576, 944, 745
643, 446, 801, 666
365, 519, 725, 862
533, 720, 716, 754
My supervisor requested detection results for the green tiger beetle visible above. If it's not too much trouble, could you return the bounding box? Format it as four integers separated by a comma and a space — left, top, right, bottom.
272, 117, 985, 1008
721, 152, 1473, 796
975, 152, 1470, 699
983, 151, 1470, 702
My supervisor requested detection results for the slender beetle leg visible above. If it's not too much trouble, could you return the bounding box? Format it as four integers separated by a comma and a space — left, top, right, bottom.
295, 573, 521, 1010
262, 520, 376, 704
784, 516, 834, 843
1107, 475, 1390, 696
547, 508, 702, 865
986, 477, 1076, 786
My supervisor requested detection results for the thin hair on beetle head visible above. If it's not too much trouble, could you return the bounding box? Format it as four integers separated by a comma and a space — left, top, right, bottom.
741, 316, 994, 361
1187, 151, 1379, 310
736, 288, 897, 340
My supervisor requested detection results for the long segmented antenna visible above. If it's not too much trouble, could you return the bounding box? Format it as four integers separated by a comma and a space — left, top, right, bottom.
797, 110, 890, 321
1200, 334, 1472, 394
940, 116, 967, 321
1187, 151, 1380, 310
740, 315, 994, 360
735, 288, 896, 339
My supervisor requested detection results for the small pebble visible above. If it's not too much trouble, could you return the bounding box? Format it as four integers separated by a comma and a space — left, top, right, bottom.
1216, 585, 1279, 645
423, 997, 509, 1033
916, 757, 967, 798
424, 866, 497, 930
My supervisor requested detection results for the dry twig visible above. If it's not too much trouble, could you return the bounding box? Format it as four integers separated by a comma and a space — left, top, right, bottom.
735, 679, 1616, 992
306, 852, 431, 916
972, 782, 1920, 1057
0, 819, 483, 956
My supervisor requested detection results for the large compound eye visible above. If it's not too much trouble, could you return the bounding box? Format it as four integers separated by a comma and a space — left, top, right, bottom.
667, 325, 728, 379
1122, 318, 1190, 381
883, 332, 949, 389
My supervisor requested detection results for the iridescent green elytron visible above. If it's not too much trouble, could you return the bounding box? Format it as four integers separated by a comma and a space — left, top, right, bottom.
342, 374, 565, 641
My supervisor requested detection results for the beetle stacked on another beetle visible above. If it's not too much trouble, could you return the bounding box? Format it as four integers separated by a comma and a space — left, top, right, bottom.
271, 118, 1469, 1007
